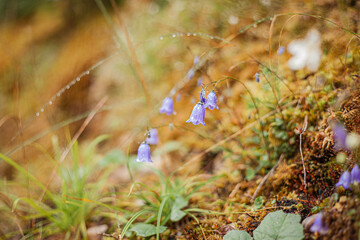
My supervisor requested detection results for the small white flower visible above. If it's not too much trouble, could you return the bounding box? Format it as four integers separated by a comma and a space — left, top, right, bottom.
287, 29, 322, 72
346, 132, 360, 149
228, 15, 239, 25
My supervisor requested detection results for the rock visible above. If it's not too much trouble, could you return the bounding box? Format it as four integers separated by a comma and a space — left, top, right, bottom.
87, 224, 108, 240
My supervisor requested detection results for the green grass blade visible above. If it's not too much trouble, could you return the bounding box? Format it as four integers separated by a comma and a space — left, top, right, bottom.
120, 209, 149, 238
156, 196, 169, 240
0, 153, 55, 201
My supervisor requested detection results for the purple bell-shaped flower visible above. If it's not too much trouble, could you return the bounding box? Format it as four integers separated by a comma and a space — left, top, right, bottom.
146, 129, 159, 145
335, 171, 351, 190
351, 164, 360, 184
135, 142, 152, 163
310, 212, 328, 235
186, 102, 206, 126
205, 91, 219, 110
160, 97, 174, 115
333, 124, 348, 150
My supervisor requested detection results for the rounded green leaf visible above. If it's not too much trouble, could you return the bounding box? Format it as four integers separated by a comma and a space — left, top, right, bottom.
224, 230, 253, 240
129, 223, 166, 237
253, 210, 304, 240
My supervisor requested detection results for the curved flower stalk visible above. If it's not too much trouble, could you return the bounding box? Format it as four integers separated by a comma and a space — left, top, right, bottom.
186, 102, 206, 126
135, 142, 152, 163
159, 97, 174, 115
205, 91, 219, 110
200, 89, 206, 104
206, 76, 271, 160
146, 129, 159, 145
310, 212, 328, 235
287, 28, 322, 72
335, 171, 351, 190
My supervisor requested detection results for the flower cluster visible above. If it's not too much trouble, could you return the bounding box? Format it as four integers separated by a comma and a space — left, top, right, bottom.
186, 90, 219, 126
335, 164, 360, 190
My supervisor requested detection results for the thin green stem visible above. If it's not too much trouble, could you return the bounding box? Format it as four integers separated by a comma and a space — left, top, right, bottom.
278, 13, 360, 39
156, 196, 169, 240
210, 77, 272, 161
250, 56, 295, 96
261, 72, 288, 132
126, 145, 134, 183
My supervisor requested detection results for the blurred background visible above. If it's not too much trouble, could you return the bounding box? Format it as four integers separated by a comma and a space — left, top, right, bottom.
1, 0, 360, 239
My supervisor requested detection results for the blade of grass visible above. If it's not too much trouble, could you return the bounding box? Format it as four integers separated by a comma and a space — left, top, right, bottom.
156, 196, 169, 240
120, 209, 149, 238
110, 0, 151, 110
38, 97, 108, 202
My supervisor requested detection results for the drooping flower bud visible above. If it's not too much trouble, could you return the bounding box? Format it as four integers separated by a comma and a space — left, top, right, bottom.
255, 72, 260, 83
193, 56, 200, 65
186, 102, 206, 126
335, 171, 351, 190
197, 77, 203, 86
277, 46, 285, 55
135, 142, 152, 163
187, 68, 195, 80
146, 129, 159, 145
205, 91, 219, 110
160, 97, 174, 115
310, 212, 328, 235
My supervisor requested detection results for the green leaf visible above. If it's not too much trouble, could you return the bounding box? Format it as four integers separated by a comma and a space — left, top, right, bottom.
174, 196, 188, 209
246, 168, 256, 181
223, 230, 253, 240
253, 196, 264, 210
170, 208, 186, 221
130, 223, 166, 237
253, 210, 304, 240
170, 196, 188, 221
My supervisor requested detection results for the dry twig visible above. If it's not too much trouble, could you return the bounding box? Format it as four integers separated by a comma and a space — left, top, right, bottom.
252, 154, 285, 201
